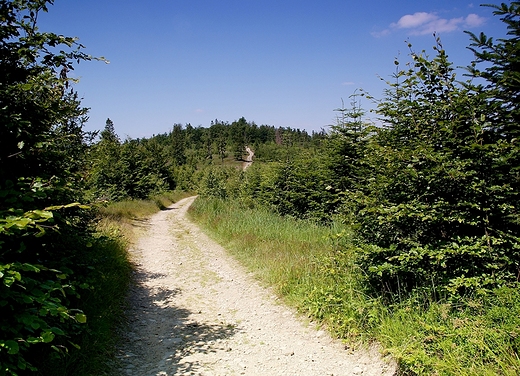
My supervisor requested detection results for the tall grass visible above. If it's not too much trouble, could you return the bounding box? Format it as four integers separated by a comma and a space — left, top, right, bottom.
97, 191, 192, 242
37, 191, 192, 375
189, 196, 520, 375
189, 196, 344, 296
98, 191, 192, 221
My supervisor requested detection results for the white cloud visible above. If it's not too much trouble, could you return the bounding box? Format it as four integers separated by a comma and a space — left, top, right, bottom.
393, 12, 438, 29
375, 11, 486, 37
371, 29, 391, 38
465, 13, 486, 27
417, 16, 464, 35
342, 81, 355, 86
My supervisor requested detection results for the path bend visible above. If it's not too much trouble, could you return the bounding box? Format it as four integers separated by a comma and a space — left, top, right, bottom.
116, 196, 395, 376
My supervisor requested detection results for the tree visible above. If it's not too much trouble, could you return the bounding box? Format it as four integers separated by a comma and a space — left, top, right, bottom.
466, 2, 520, 134
88, 124, 176, 201
230, 117, 247, 160
170, 123, 187, 166
88, 119, 125, 200
326, 92, 372, 194
0, 1, 97, 373
100, 118, 119, 143
210, 120, 228, 163
354, 32, 520, 299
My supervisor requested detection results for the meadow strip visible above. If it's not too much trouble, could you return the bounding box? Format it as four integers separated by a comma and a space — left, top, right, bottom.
188, 196, 520, 376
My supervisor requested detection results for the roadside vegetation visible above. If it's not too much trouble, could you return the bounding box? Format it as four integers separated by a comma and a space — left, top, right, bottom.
190, 197, 520, 375
2, 1, 520, 375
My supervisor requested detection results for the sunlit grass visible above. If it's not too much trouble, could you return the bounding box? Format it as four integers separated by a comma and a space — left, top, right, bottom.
98, 190, 192, 220
188, 197, 342, 296
188, 196, 520, 375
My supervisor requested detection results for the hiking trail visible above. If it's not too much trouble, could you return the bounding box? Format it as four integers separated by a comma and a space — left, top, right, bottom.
116, 196, 395, 375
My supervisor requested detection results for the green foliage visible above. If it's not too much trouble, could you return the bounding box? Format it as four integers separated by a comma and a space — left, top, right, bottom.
190, 196, 520, 375
87, 120, 175, 201
466, 2, 520, 131
378, 286, 520, 375
0, 1, 112, 373
31, 226, 131, 376
250, 156, 335, 221
170, 123, 187, 166
85, 117, 316, 201
350, 34, 520, 299
229, 117, 248, 160
198, 167, 236, 200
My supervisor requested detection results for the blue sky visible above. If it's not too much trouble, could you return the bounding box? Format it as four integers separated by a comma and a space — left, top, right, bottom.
38, 1, 505, 139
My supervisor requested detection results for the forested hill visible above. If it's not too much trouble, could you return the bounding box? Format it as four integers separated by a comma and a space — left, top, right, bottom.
86, 117, 326, 201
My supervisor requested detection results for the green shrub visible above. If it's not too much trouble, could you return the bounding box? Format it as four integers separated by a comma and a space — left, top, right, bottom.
353, 32, 520, 299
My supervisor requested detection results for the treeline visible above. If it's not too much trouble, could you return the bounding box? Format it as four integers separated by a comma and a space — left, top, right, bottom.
86, 117, 323, 201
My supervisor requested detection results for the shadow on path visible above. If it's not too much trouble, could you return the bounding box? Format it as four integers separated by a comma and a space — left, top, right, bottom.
118, 267, 236, 375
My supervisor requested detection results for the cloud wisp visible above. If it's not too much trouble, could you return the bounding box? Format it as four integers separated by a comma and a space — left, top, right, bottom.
373, 12, 486, 37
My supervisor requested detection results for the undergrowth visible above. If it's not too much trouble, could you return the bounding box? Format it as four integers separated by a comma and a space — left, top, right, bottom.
34, 191, 191, 375
34, 225, 131, 376
188, 196, 520, 375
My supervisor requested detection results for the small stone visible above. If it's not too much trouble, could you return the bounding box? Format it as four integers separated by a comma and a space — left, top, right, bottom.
353, 366, 363, 375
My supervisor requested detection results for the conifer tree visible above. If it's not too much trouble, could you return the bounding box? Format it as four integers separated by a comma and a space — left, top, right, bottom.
356, 30, 520, 297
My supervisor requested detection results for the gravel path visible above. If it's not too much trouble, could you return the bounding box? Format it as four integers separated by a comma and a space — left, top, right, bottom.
243, 147, 254, 170
116, 196, 395, 376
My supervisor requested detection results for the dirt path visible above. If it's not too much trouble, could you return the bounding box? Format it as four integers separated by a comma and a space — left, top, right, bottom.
242, 147, 254, 170
116, 196, 395, 375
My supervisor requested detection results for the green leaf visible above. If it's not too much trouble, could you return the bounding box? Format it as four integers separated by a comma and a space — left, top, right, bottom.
69, 341, 81, 350
4, 340, 20, 354
21, 263, 40, 272
50, 327, 65, 335
75, 313, 87, 324
41, 331, 55, 343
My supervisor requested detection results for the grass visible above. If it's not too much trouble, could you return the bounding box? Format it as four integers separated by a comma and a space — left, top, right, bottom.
98, 190, 192, 220
188, 196, 520, 376
97, 191, 192, 241
188, 196, 343, 297
37, 190, 192, 375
